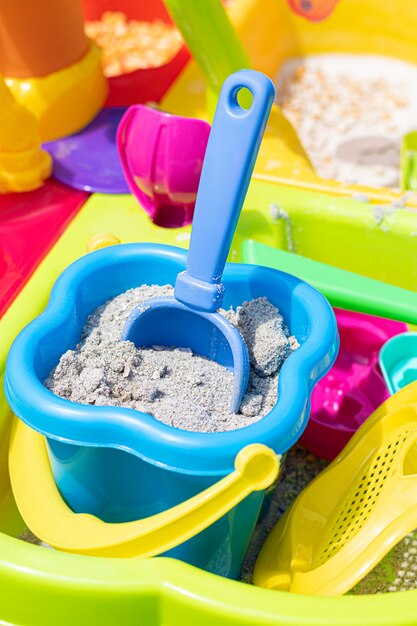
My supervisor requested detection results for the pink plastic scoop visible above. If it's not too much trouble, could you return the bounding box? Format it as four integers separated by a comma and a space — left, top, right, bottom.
117, 105, 210, 227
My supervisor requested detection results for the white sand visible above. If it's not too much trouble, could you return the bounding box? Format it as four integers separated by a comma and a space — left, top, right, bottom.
276, 53, 417, 188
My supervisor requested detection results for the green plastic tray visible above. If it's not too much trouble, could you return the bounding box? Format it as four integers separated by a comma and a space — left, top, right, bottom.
1, 191, 417, 624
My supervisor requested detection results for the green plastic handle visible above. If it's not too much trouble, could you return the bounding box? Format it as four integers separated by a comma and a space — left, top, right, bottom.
164, 0, 252, 96
401, 131, 417, 191
242, 240, 417, 325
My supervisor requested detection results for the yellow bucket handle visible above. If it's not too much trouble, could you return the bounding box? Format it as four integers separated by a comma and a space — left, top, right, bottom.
9, 419, 279, 558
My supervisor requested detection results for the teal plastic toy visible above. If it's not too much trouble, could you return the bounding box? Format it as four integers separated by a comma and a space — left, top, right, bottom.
379, 332, 417, 394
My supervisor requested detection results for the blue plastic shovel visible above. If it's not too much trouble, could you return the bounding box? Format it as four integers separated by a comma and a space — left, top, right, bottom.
122, 69, 275, 412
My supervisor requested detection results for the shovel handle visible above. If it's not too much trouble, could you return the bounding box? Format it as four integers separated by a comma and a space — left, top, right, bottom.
175, 70, 275, 312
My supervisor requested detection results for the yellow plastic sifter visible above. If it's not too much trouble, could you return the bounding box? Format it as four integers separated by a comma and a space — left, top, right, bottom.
9, 419, 279, 558
254, 380, 417, 595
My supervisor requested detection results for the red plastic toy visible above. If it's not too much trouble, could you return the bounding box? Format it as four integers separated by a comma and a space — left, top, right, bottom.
82, 0, 190, 107
0, 181, 88, 318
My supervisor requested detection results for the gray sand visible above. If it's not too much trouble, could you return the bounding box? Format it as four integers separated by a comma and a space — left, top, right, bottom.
45, 286, 299, 433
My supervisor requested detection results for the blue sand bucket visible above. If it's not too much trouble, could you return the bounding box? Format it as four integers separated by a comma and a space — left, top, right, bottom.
5, 243, 338, 578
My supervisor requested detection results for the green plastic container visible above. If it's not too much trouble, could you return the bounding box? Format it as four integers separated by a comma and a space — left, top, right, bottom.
2, 192, 417, 624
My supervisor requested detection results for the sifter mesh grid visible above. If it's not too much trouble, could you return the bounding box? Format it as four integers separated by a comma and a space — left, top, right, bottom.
319, 430, 410, 564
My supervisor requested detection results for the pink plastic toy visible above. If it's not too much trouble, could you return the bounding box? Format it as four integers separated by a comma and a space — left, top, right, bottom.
0, 180, 88, 318
117, 105, 210, 228
300, 309, 407, 460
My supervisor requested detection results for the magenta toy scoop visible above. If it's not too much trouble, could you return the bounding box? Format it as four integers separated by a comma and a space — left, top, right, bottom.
117, 104, 210, 227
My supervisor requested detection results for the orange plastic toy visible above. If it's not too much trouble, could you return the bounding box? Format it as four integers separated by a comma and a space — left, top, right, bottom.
0, 0, 88, 78
0, 0, 107, 141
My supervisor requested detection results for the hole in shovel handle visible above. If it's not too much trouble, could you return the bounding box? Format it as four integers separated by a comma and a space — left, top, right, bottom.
229, 86, 254, 113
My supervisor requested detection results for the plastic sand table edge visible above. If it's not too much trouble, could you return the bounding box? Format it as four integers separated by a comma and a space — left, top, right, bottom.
0, 190, 416, 623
